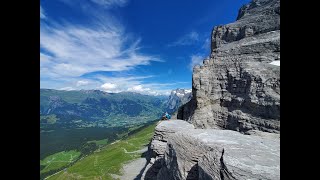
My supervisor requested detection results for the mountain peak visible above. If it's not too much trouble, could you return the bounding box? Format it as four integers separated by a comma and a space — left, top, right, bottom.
166, 88, 192, 114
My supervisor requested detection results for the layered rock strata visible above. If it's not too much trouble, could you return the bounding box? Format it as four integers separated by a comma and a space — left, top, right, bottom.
142, 120, 279, 180
178, 0, 280, 133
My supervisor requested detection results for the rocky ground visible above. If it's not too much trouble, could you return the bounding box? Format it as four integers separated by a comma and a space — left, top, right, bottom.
141, 119, 279, 180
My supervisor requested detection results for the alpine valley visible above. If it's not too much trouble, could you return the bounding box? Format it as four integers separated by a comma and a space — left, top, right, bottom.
40, 88, 189, 179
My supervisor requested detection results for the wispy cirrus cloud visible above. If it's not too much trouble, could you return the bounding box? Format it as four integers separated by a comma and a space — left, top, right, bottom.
186, 37, 211, 71
40, 2, 190, 96
40, 4, 162, 80
168, 31, 199, 47
189, 55, 206, 71
90, 0, 129, 8
202, 38, 211, 51
40, 6, 46, 19
76, 80, 90, 87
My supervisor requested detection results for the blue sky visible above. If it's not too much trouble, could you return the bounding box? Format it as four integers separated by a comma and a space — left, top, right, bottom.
40, 0, 251, 95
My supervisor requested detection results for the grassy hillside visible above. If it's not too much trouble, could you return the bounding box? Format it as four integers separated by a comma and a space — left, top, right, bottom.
45, 121, 157, 180
40, 126, 126, 160
40, 150, 81, 175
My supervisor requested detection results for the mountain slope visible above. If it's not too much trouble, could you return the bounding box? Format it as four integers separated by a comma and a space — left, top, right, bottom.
46, 122, 157, 180
40, 89, 167, 127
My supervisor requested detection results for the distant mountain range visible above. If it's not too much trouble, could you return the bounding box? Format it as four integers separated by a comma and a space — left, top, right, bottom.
40, 89, 167, 128
40, 88, 192, 128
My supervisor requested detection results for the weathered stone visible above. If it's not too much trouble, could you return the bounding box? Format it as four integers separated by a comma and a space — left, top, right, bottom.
163, 129, 280, 180
153, 120, 195, 143
143, 120, 195, 180
143, 120, 280, 180
179, 0, 280, 134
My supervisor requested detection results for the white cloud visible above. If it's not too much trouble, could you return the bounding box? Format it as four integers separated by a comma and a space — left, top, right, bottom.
41, 72, 188, 96
59, 87, 75, 91
168, 31, 199, 47
76, 80, 89, 86
40, 6, 46, 19
189, 55, 205, 71
127, 85, 172, 96
82, 75, 186, 96
101, 82, 118, 92
127, 85, 150, 92
90, 0, 128, 7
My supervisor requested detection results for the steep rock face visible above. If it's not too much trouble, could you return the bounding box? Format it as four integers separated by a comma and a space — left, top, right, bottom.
179, 0, 280, 133
143, 120, 279, 180
166, 89, 192, 114
142, 120, 195, 179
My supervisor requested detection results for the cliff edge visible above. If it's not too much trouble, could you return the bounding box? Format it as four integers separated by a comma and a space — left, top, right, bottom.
142, 120, 279, 180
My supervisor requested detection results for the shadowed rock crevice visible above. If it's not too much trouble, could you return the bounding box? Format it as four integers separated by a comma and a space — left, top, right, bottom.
186, 164, 199, 180
219, 149, 236, 180
144, 158, 164, 180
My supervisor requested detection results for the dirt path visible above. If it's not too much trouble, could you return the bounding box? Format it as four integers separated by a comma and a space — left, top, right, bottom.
112, 147, 148, 180
115, 158, 147, 180
123, 146, 148, 154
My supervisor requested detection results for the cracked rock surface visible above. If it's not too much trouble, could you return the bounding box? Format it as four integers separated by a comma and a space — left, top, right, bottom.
142, 120, 279, 180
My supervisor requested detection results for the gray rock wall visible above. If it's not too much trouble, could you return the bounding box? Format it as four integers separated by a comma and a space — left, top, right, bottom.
178, 0, 280, 133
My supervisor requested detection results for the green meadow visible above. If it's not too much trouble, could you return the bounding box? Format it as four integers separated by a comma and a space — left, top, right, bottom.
46, 122, 157, 180
87, 139, 109, 146
40, 150, 81, 175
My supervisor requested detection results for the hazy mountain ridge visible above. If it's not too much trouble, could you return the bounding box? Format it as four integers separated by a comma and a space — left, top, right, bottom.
40, 89, 167, 128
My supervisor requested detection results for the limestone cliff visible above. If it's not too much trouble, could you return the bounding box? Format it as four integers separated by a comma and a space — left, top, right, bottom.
178, 0, 280, 133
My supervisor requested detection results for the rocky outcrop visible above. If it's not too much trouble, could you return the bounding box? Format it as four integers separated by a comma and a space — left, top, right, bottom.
142, 120, 279, 180
142, 120, 195, 179
178, 0, 280, 133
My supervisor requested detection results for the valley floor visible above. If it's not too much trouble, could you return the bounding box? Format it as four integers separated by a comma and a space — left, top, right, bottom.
45, 122, 157, 180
